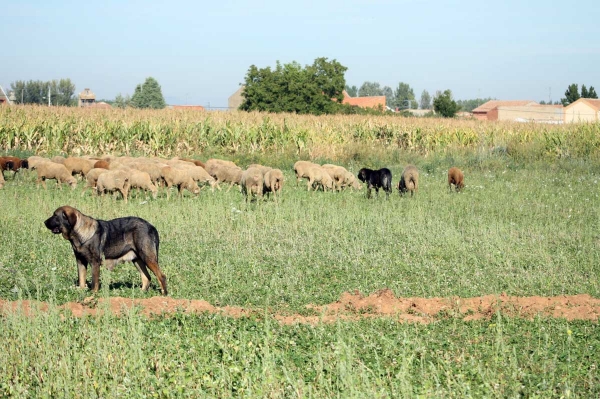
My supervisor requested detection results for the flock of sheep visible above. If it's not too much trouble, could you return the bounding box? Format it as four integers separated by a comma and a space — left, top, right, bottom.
0, 154, 465, 200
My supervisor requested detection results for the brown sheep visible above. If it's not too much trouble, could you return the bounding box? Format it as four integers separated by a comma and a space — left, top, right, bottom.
0, 156, 28, 179
51, 155, 66, 164
82, 168, 109, 196
398, 165, 419, 197
27, 156, 49, 170
263, 169, 284, 199
205, 158, 238, 176
129, 162, 166, 186
181, 158, 206, 168
322, 164, 348, 191
174, 165, 218, 191
96, 170, 130, 203
304, 165, 334, 192
293, 160, 319, 186
241, 167, 264, 202
35, 162, 77, 190
63, 157, 96, 177
448, 167, 465, 192
94, 160, 110, 170
160, 166, 200, 199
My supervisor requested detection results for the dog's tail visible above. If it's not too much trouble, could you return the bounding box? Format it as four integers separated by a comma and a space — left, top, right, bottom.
382, 173, 392, 192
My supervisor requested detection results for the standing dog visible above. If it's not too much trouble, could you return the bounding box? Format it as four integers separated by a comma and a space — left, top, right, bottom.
448, 167, 464, 192
44, 206, 167, 295
357, 168, 392, 199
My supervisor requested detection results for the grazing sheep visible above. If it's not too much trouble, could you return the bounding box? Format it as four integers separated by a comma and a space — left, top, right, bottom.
263, 168, 284, 199
64, 157, 96, 177
82, 168, 109, 196
96, 170, 130, 202
398, 165, 419, 197
210, 164, 243, 191
51, 156, 66, 164
0, 158, 14, 178
160, 166, 200, 198
129, 162, 166, 186
241, 167, 264, 201
0, 170, 4, 189
35, 162, 77, 190
93, 160, 110, 170
126, 169, 159, 199
248, 164, 273, 175
27, 156, 49, 170
293, 160, 319, 186
205, 158, 238, 176
175, 165, 218, 191
179, 158, 206, 168
342, 171, 362, 191
358, 168, 392, 199
448, 167, 464, 192
322, 164, 348, 191
304, 165, 334, 192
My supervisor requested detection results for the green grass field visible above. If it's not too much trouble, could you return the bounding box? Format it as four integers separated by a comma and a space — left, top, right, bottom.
1, 153, 599, 397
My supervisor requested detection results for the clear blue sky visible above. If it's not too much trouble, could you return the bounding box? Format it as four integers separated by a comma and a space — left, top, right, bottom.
2, 0, 599, 107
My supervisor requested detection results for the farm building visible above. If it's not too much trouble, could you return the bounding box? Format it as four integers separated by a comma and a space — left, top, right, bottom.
0, 86, 12, 105
340, 91, 386, 109
491, 104, 564, 123
472, 100, 538, 120
228, 86, 245, 110
564, 98, 600, 123
78, 88, 97, 107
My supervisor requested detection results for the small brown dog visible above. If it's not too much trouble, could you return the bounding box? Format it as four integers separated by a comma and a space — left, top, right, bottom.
448, 167, 464, 192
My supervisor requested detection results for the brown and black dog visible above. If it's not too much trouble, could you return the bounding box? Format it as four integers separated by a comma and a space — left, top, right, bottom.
44, 206, 167, 295
448, 167, 465, 192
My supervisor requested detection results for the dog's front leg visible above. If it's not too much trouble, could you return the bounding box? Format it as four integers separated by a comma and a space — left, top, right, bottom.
91, 261, 102, 292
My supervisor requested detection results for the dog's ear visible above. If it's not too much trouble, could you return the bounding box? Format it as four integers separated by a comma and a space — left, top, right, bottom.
62, 207, 78, 227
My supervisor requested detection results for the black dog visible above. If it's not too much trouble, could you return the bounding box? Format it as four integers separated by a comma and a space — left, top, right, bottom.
357, 168, 392, 199
44, 206, 167, 295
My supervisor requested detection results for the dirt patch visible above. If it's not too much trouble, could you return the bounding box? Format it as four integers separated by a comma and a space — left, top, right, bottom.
1, 290, 599, 324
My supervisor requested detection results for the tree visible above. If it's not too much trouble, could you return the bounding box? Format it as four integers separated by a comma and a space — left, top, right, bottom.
345, 85, 358, 97
240, 57, 347, 115
588, 86, 598, 99
382, 86, 393, 108
419, 90, 431, 110
392, 82, 417, 109
455, 97, 494, 112
10, 79, 75, 105
561, 84, 580, 106
581, 84, 589, 98
130, 77, 166, 109
358, 81, 383, 97
114, 93, 131, 109
433, 90, 460, 118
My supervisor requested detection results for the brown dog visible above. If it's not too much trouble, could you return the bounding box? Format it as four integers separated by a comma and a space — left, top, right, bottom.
448, 167, 464, 192
44, 206, 167, 295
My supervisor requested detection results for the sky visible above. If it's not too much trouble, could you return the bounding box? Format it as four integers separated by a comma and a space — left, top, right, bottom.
2, 0, 599, 108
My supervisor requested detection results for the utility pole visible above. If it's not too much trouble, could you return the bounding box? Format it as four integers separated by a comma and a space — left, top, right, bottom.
48, 85, 51, 106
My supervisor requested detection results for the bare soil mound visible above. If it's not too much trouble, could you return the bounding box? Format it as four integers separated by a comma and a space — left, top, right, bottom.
1, 290, 599, 324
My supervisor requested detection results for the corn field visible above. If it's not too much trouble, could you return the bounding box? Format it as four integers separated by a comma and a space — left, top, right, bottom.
1, 105, 599, 160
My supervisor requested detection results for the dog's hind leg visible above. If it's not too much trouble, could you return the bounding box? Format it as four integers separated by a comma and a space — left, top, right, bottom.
144, 261, 167, 295
133, 259, 152, 291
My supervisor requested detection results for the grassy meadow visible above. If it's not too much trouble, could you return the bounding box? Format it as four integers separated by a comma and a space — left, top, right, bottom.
0, 106, 599, 397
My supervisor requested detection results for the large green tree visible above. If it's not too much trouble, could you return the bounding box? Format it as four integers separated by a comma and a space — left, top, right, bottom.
561, 84, 580, 106
433, 90, 460, 118
588, 86, 598, 99
240, 57, 347, 115
130, 77, 166, 109
391, 82, 417, 109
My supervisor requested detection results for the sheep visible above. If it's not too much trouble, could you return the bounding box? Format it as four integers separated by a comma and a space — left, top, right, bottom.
126, 169, 159, 199
263, 168, 284, 200
0, 156, 28, 179
241, 167, 264, 202
160, 166, 200, 198
180, 158, 206, 168
210, 164, 243, 191
63, 157, 96, 177
174, 165, 218, 191
35, 162, 77, 190
304, 165, 334, 192
27, 156, 49, 170
82, 168, 109, 196
51, 156, 66, 164
342, 171, 362, 191
247, 164, 272, 175
96, 170, 130, 203
293, 161, 319, 186
321, 164, 348, 191
0, 170, 4, 189
93, 160, 110, 170
205, 158, 238, 176
129, 162, 167, 185
448, 167, 465, 192
398, 165, 419, 197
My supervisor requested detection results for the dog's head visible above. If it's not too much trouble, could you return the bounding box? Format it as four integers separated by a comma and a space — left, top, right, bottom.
357, 168, 368, 183
44, 206, 79, 236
